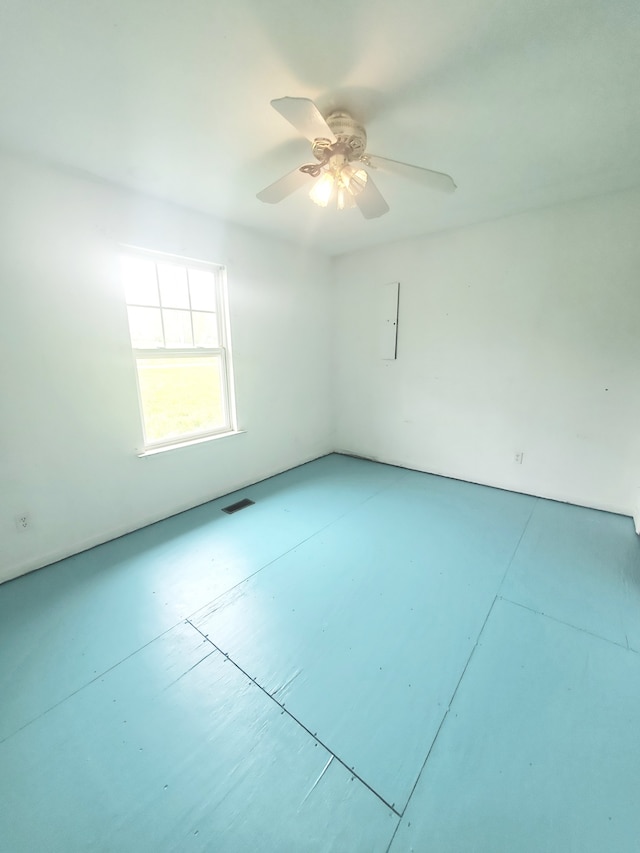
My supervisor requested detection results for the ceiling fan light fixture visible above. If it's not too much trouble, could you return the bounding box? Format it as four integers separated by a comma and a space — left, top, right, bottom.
310, 162, 368, 211
309, 171, 335, 207
337, 185, 357, 210
341, 165, 368, 196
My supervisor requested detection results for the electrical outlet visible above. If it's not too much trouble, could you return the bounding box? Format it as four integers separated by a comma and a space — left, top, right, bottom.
15, 514, 30, 531
514, 452, 524, 464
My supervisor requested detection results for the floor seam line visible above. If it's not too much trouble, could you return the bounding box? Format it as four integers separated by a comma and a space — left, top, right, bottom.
184, 619, 402, 819
161, 647, 219, 691
0, 617, 189, 745
186, 473, 413, 623
384, 595, 500, 852
499, 595, 640, 654
498, 497, 538, 593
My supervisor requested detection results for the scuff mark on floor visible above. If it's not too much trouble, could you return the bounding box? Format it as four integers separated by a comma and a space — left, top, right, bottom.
272, 668, 303, 698
301, 755, 334, 806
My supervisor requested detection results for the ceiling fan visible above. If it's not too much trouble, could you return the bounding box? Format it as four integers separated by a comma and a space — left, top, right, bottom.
256, 97, 457, 219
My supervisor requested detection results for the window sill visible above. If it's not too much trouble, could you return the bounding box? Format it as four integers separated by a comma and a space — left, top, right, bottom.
137, 429, 245, 457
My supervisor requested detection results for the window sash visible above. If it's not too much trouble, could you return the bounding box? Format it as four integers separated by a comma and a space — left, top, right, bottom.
133, 347, 232, 449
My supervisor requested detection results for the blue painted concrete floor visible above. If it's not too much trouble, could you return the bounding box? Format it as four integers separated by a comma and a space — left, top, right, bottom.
2, 454, 640, 852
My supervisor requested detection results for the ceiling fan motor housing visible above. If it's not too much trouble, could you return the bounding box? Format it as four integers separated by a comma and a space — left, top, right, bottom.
311, 111, 367, 161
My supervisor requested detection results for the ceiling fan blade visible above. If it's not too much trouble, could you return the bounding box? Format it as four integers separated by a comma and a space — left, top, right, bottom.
365, 154, 457, 193
256, 167, 312, 204
271, 97, 336, 143
354, 173, 390, 219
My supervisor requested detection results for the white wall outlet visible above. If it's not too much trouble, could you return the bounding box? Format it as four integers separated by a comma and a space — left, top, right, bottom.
15, 514, 30, 531
514, 452, 524, 464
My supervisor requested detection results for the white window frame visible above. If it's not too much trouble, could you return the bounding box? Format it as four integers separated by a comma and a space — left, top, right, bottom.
121, 247, 238, 453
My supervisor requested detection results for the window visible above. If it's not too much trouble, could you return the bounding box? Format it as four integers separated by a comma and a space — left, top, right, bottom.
121, 249, 237, 451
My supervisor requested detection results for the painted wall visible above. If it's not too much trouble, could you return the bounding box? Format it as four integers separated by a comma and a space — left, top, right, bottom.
0, 151, 333, 583
332, 188, 640, 516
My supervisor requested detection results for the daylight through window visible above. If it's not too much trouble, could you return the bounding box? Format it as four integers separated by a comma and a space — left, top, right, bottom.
121, 251, 236, 450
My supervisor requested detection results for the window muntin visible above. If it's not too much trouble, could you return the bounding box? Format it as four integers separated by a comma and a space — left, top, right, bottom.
121, 251, 235, 450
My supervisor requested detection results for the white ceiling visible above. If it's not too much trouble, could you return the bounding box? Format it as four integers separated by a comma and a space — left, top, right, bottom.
1, 0, 639, 255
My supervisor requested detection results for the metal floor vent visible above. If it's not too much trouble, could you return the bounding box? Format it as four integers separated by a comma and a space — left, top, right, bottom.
221, 498, 255, 515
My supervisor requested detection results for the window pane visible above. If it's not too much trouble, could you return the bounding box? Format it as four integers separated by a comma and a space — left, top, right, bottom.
163, 309, 193, 347
193, 311, 219, 347
188, 268, 217, 311
127, 306, 163, 348
121, 256, 159, 306
136, 356, 227, 444
157, 263, 190, 309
